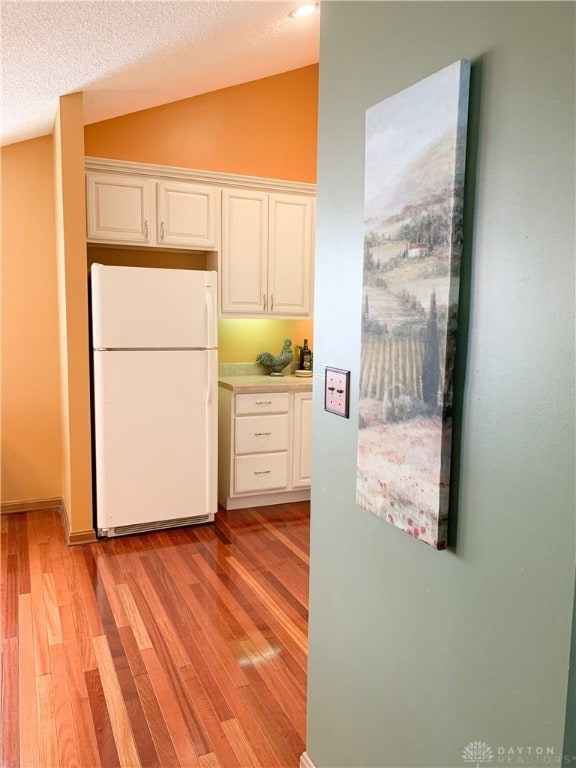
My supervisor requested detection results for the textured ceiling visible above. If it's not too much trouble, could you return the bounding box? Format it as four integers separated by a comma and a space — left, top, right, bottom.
0, 0, 320, 147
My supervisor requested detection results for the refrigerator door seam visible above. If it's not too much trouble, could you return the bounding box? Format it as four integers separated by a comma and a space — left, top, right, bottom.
94, 347, 215, 352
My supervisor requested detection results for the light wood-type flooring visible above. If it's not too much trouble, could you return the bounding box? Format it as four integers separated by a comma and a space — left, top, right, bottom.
1, 502, 310, 767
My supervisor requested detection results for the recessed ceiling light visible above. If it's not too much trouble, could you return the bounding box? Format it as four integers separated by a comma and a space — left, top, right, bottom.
289, 4, 318, 18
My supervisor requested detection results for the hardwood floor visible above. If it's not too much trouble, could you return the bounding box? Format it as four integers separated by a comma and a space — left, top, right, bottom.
1, 502, 310, 767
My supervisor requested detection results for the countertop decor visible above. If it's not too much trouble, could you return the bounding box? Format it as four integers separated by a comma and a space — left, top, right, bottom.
256, 338, 293, 376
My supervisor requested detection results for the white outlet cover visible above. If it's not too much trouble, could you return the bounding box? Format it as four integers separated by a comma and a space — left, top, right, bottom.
324, 367, 350, 418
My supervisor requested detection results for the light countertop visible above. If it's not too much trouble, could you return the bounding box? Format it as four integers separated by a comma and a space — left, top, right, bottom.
218, 374, 314, 393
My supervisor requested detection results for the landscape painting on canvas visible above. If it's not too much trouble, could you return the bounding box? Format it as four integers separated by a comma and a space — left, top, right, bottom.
356, 60, 471, 549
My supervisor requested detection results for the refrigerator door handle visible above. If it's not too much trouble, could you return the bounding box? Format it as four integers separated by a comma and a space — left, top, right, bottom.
205, 282, 217, 349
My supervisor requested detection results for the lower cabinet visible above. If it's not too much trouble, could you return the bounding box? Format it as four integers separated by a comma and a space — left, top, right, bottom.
218, 387, 312, 510
292, 391, 313, 488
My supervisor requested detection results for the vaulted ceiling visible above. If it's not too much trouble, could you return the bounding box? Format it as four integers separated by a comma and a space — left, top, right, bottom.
1, 0, 320, 147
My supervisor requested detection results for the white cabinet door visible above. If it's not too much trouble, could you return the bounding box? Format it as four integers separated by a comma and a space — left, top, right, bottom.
157, 181, 219, 249
221, 189, 268, 314
268, 194, 314, 316
292, 392, 313, 488
86, 173, 152, 243
221, 188, 315, 317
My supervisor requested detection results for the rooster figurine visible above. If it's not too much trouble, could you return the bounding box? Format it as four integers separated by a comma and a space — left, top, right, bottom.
256, 338, 293, 376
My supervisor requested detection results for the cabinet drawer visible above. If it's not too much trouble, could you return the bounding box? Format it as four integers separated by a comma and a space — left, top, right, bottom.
235, 414, 289, 454
235, 392, 289, 415
234, 453, 288, 494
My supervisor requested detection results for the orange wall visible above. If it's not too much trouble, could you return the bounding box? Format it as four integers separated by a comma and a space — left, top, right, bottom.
85, 65, 318, 182
1, 136, 62, 503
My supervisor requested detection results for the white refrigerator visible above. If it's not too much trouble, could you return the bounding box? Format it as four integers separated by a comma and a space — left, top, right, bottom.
91, 263, 217, 537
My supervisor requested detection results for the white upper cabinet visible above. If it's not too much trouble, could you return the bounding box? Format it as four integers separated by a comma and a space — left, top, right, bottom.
268, 193, 314, 316
86, 172, 219, 250
87, 172, 153, 244
157, 181, 219, 250
221, 189, 269, 314
221, 188, 314, 317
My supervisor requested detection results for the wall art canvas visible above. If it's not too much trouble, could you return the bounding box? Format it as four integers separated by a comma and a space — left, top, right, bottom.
356, 60, 471, 549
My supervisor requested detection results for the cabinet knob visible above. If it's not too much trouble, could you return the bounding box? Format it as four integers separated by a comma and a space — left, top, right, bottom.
254, 432, 272, 437
254, 470, 271, 476
255, 400, 272, 405
263, 294, 267, 311
144, 220, 149, 239
160, 222, 165, 241
270, 294, 274, 311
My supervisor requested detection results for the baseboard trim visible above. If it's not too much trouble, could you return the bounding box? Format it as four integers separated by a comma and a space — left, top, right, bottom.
0, 496, 97, 544
1, 496, 63, 514
222, 488, 311, 511
59, 498, 98, 546
300, 752, 316, 768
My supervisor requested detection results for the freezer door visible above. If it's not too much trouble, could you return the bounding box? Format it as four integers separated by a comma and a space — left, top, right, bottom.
91, 264, 217, 350
93, 349, 217, 532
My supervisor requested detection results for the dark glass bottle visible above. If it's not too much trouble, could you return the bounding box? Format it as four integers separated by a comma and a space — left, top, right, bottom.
300, 339, 313, 371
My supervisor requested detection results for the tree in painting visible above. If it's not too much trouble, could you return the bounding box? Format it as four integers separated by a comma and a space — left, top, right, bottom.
422, 292, 440, 413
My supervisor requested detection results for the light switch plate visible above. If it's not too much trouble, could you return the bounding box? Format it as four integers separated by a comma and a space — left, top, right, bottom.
324, 367, 350, 418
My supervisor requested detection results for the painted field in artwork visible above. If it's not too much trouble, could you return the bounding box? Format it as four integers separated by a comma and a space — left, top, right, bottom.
356, 60, 470, 549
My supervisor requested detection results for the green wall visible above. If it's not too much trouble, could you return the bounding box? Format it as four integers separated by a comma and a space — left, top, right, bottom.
307, 3, 575, 767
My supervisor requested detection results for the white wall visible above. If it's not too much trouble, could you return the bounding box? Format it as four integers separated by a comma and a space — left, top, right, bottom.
307, 3, 575, 766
